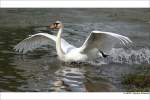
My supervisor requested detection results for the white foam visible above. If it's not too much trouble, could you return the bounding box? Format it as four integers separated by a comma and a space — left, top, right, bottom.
104, 48, 150, 64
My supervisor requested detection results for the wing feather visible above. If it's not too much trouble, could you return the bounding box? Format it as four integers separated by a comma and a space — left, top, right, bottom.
80, 31, 132, 53
14, 33, 75, 54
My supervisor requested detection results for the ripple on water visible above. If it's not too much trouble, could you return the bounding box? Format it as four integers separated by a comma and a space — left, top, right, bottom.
53, 66, 86, 92
0, 16, 150, 92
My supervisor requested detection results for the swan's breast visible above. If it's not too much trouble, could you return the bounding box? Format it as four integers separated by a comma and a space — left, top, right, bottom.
65, 48, 88, 62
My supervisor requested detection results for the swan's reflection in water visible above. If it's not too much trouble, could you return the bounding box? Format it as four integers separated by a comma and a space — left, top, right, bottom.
10, 52, 116, 92
51, 66, 86, 92
49, 63, 116, 92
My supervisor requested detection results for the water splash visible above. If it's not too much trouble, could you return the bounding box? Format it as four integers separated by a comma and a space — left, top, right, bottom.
104, 48, 150, 64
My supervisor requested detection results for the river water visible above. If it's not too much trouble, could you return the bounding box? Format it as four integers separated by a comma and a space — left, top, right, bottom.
0, 9, 150, 92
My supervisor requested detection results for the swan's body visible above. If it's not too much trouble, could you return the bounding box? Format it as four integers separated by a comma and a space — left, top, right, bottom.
14, 21, 132, 62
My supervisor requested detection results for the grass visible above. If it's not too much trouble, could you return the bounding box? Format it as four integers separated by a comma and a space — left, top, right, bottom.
121, 65, 150, 92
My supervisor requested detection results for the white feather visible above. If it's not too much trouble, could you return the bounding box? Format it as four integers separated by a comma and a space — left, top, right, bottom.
79, 31, 132, 54
14, 22, 132, 62
14, 33, 75, 54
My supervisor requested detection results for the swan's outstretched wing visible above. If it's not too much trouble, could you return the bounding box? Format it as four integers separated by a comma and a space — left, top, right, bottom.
80, 31, 132, 53
14, 33, 75, 54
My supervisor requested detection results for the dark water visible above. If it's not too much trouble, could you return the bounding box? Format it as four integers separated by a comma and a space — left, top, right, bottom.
0, 9, 150, 92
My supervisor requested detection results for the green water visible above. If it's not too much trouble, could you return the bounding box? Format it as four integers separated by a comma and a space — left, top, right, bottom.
0, 9, 150, 92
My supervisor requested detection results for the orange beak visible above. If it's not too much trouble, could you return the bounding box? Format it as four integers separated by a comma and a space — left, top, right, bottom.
49, 23, 61, 30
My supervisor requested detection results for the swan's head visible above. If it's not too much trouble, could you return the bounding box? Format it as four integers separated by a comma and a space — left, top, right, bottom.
49, 21, 63, 30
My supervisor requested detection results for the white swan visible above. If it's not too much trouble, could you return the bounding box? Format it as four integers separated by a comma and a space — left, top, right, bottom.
14, 21, 132, 62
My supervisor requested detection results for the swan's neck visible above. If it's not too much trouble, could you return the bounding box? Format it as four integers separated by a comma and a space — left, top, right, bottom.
56, 27, 65, 58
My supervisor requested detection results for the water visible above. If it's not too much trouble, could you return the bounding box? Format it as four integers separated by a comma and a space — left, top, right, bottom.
0, 9, 150, 92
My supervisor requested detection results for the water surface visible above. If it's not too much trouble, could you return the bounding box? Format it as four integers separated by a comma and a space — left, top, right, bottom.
0, 9, 150, 92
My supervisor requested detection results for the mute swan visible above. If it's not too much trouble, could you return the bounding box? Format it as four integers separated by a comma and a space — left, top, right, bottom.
14, 21, 132, 62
